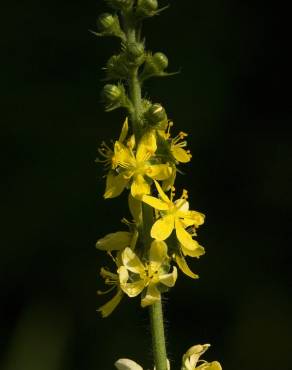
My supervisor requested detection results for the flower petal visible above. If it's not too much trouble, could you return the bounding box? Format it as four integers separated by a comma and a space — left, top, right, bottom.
96, 231, 132, 251
104, 172, 128, 199
154, 180, 171, 203
115, 358, 143, 370
206, 362, 222, 370
175, 218, 201, 251
121, 280, 145, 298
151, 214, 175, 241
172, 146, 191, 163
118, 117, 129, 143
142, 195, 169, 211
149, 240, 168, 271
136, 132, 157, 162
183, 344, 210, 369
121, 247, 145, 274
146, 164, 172, 180
131, 174, 150, 199
181, 242, 205, 258
97, 289, 123, 318
141, 284, 161, 307
159, 267, 177, 287
175, 254, 199, 279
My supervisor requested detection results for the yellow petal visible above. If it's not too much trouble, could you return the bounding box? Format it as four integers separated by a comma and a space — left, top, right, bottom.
206, 362, 222, 370
128, 193, 142, 224
181, 243, 205, 258
151, 214, 175, 241
159, 267, 177, 287
121, 247, 145, 274
172, 146, 191, 163
183, 344, 210, 369
146, 164, 172, 180
175, 254, 199, 279
118, 117, 128, 143
153, 179, 171, 203
104, 172, 128, 199
175, 218, 201, 250
131, 174, 150, 199
142, 195, 169, 211
97, 289, 123, 318
136, 132, 157, 162
114, 141, 135, 167
96, 231, 132, 251
149, 240, 168, 271
141, 284, 161, 307
162, 167, 176, 192
118, 266, 145, 297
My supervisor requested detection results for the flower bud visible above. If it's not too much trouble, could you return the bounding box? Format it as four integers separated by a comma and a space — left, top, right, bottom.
106, 54, 129, 80
144, 103, 167, 126
153, 52, 168, 70
136, 0, 158, 18
124, 42, 145, 66
102, 84, 122, 102
97, 13, 116, 31
140, 52, 169, 81
106, 0, 133, 11
97, 13, 125, 40
101, 84, 130, 112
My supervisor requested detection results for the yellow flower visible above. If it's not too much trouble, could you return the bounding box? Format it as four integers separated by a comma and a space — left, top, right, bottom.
142, 180, 205, 254
97, 266, 124, 318
159, 121, 192, 163
118, 240, 177, 307
96, 117, 129, 170
104, 132, 172, 199
182, 344, 222, 370
170, 130, 192, 163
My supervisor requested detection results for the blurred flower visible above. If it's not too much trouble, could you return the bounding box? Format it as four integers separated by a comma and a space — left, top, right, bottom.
182, 344, 222, 370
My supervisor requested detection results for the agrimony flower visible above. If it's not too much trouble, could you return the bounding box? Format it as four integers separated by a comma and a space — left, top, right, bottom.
118, 240, 177, 307
142, 180, 204, 254
104, 131, 172, 199
97, 266, 124, 318
181, 344, 222, 370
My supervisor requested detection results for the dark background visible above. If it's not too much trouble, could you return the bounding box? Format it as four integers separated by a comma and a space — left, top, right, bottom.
1, 0, 291, 369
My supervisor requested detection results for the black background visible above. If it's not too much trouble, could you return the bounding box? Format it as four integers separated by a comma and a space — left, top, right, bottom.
1, 1, 291, 370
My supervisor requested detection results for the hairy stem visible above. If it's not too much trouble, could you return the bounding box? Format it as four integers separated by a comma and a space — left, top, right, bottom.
125, 14, 168, 370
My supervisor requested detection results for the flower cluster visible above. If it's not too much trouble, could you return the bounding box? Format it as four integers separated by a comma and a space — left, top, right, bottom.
96, 117, 205, 316
114, 344, 222, 370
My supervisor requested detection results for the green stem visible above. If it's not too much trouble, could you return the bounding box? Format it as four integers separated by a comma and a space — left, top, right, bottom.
125, 15, 168, 370
150, 299, 168, 370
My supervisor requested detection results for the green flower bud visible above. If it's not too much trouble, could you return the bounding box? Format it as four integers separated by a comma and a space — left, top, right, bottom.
102, 84, 122, 102
97, 13, 116, 31
144, 103, 167, 126
153, 52, 168, 70
97, 13, 125, 40
106, 0, 133, 10
136, 0, 158, 18
140, 52, 170, 81
101, 84, 130, 112
124, 42, 145, 66
105, 54, 129, 80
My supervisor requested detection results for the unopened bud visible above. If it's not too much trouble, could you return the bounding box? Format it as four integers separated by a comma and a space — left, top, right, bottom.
144, 103, 167, 126
136, 0, 158, 18
97, 13, 125, 40
106, 0, 133, 11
